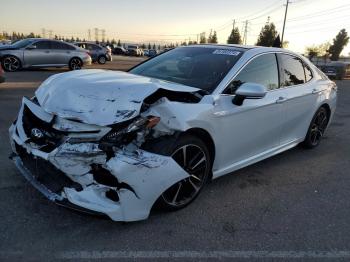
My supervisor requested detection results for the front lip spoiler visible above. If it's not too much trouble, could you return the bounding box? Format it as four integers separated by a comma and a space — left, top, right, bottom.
11, 154, 106, 217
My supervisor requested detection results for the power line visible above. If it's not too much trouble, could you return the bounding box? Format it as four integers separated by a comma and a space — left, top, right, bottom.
237, 0, 282, 21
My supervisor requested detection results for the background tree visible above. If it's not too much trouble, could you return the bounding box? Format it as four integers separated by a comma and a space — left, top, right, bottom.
305, 42, 331, 60
209, 31, 218, 43
199, 32, 206, 44
328, 29, 349, 61
306, 46, 320, 60
152, 43, 156, 49
256, 21, 278, 47
227, 27, 242, 44
117, 39, 121, 46
141, 43, 146, 49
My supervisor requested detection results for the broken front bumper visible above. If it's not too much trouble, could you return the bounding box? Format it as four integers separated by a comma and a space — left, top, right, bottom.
9, 97, 189, 221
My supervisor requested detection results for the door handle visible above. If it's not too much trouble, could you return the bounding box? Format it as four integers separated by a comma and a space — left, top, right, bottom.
276, 96, 287, 104
312, 89, 319, 94
44, 50, 50, 53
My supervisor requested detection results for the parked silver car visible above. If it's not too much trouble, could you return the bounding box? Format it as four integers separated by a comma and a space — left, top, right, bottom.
0, 38, 91, 72
74, 42, 112, 64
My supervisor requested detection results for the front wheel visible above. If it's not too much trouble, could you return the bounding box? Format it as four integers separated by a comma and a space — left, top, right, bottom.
2, 56, 21, 72
149, 135, 212, 211
69, 57, 83, 70
302, 107, 329, 148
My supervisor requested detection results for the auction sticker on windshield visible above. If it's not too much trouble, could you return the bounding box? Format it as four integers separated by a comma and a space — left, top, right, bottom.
213, 50, 241, 56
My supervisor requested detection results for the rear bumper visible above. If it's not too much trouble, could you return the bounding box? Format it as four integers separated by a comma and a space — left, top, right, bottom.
82, 56, 92, 66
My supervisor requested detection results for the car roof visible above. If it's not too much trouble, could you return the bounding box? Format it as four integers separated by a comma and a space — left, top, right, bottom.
192, 44, 256, 50
185, 44, 304, 57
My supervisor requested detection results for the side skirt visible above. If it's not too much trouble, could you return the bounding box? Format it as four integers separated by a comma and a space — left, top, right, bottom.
212, 139, 302, 179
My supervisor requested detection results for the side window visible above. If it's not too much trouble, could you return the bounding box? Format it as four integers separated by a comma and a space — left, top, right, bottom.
51, 41, 66, 50
304, 64, 313, 82
90, 44, 101, 50
35, 41, 51, 49
280, 54, 305, 86
60, 43, 76, 50
224, 53, 279, 94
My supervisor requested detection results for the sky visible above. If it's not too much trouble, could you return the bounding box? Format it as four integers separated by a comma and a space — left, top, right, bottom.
1, 0, 349, 55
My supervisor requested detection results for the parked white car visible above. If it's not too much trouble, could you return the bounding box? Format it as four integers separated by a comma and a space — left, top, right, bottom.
9, 45, 337, 221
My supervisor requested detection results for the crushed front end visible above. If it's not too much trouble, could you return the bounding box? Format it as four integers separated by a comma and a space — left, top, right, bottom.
9, 97, 189, 221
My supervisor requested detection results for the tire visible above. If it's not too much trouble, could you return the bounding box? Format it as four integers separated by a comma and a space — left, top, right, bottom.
2, 56, 21, 72
69, 57, 83, 70
302, 107, 329, 149
145, 134, 212, 211
97, 55, 107, 64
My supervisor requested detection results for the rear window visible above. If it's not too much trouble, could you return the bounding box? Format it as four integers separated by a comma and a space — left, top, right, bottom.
280, 54, 306, 86
130, 46, 244, 93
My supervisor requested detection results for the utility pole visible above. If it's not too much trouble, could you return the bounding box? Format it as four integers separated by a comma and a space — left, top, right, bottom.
101, 29, 106, 43
232, 19, 235, 30
94, 28, 99, 42
88, 29, 91, 41
281, 0, 290, 46
243, 20, 248, 45
41, 28, 46, 38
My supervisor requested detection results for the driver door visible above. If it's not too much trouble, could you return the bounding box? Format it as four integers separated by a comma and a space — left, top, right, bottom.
23, 40, 54, 66
212, 53, 286, 173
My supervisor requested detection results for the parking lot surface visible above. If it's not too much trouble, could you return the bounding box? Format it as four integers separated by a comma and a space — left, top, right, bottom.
0, 56, 350, 261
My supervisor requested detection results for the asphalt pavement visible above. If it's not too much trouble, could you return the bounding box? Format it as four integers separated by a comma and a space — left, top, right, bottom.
0, 56, 350, 261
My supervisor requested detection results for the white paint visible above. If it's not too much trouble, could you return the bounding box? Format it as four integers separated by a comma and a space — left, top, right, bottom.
35, 69, 200, 126
9, 46, 338, 222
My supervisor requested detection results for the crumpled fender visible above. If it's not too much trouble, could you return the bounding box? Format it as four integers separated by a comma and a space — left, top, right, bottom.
64, 149, 189, 221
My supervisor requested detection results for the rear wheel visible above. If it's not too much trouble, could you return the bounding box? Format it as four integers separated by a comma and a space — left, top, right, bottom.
2, 56, 21, 72
302, 107, 329, 148
69, 57, 83, 70
150, 135, 211, 211
97, 55, 107, 64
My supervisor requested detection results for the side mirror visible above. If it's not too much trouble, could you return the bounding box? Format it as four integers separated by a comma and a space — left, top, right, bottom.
232, 82, 267, 106
26, 45, 37, 50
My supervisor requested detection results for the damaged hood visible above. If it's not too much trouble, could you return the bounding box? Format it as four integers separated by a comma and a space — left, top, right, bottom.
35, 69, 200, 126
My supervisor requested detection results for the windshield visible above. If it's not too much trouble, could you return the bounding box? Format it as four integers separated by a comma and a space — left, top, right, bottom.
129, 46, 244, 93
11, 39, 35, 48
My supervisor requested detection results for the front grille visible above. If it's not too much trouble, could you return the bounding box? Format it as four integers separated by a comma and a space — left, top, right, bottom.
16, 143, 82, 194
22, 106, 66, 152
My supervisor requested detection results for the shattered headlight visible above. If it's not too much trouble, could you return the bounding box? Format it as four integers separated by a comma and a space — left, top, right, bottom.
101, 116, 160, 145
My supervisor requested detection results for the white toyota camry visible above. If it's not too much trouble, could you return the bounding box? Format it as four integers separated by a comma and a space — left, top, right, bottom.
9, 45, 337, 221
